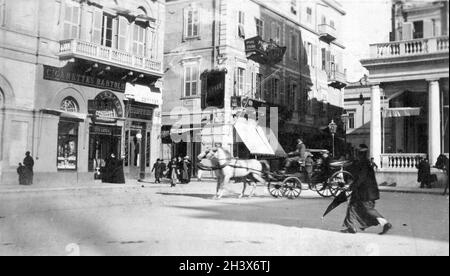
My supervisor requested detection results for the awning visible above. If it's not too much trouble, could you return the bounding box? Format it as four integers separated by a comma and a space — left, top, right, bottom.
383, 108, 421, 118
257, 126, 287, 157
234, 118, 285, 156
125, 83, 162, 106
42, 109, 87, 122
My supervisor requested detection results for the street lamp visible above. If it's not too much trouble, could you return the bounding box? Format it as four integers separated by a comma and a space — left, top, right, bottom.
328, 120, 338, 158
341, 111, 349, 145
359, 93, 365, 129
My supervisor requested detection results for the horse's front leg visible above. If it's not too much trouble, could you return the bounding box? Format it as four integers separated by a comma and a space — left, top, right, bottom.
240, 180, 247, 198
214, 175, 223, 200
250, 174, 266, 198
216, 175, 229, 199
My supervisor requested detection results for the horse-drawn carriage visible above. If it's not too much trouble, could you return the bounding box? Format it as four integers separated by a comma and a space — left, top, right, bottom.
266, 150, 355, 199
197, 147, 355, 200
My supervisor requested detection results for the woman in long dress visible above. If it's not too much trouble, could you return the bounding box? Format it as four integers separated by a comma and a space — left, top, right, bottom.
342, 144, 393, 235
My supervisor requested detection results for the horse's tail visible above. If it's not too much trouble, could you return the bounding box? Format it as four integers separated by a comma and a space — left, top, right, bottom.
259, 160, 271, 177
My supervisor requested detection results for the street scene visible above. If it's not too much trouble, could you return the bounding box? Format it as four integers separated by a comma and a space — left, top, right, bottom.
0, 0, 449, 257
0, 182, 448, 256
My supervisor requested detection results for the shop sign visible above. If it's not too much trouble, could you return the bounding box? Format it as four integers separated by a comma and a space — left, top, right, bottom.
44, 65, 126, 92
127, 102, 154, 121
90, 125, 122, 136
88, 91, 124, 123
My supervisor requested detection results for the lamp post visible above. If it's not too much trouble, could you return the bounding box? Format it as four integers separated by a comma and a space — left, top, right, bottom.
341, 111, 349, 146
359, 93, 365, 130
328, 120, 338, 158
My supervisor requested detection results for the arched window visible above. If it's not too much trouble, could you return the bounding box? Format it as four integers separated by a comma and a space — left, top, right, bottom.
60, 97, 79, 113
0, 89, 4, 107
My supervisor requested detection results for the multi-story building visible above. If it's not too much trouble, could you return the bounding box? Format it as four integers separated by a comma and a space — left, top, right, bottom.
0, 0, 165, 186
345, 0, 449, 188
162, 0, 346, 172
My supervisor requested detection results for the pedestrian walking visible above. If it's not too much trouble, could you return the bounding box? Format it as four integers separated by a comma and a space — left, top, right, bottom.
181, 156, 192, 184
167, 157, 179, 187
416, 156, 431, 189
23, 151, 34, 185
159, 159, 167, 182
152, 159, 163, 183
177, 156, 183, 183
17, 163, 27, 185
342, 144, 392, 235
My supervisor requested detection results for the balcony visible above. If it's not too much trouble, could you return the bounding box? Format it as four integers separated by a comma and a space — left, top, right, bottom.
318, 24, 337, 43
381, 153, 427, 171
327, 70, 347, 90
369, 36, 449, 59
58, 39, 163, 77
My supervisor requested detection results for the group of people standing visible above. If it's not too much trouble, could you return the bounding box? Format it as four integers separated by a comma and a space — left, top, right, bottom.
17, 151, 34, 186
152, 156, 192, 187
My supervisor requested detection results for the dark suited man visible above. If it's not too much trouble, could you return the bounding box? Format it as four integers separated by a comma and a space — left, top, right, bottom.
282, 138, 307, 173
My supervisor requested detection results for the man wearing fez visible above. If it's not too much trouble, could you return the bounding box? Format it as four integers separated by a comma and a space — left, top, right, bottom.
342, 144, 392, 235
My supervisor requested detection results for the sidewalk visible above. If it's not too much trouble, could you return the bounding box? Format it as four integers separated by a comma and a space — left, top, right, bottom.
0, 177, 447, 196
379, 186, 447, 195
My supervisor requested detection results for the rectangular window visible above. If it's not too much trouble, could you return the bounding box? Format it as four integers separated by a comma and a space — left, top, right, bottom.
185, 8, 199, 38
133, 23, 146, 56
256, 73, 263, 100
413, 21, 424, 39
291, 0, 297, 15
291, 83, 297, 110
63, 1, 80, 39
117, 17, 129, 51
291, 34, 297, 60
57, 121, 79, 170
184, 65, 199, 97
237, 68, 245, 96
238, 11, 245, 39
102, 14, 114, 48
255, 18, 264, 37
321, 48, 326, 71
92, 9, 103, 44
271, 78, 280, 103
0, 0, 5, 26
306, 7, 312, 23
271, 23, 281, 44
347, 111, 355, 130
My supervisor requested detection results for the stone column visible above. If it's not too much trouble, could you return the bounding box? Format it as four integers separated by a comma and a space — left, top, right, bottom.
370, 84, 382, 167
428, 79, 441, 164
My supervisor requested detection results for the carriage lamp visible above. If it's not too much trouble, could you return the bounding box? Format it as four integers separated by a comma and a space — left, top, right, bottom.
329, 120, 338, 158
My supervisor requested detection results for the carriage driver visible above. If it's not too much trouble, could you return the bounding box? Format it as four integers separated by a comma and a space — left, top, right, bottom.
281, 138, 308, 173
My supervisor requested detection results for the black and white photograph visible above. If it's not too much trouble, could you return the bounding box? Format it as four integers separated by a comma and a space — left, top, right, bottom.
0, 0, 448, 258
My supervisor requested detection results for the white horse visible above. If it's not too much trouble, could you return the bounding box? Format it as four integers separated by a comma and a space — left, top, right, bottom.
197, 147, 270, 199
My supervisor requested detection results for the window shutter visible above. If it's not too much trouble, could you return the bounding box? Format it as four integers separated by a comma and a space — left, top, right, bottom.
92, 9, 103, 44
402, 22, 413, 40
423, 20, 433, 38
118, 17, 129, 51
193, 9, 199, 37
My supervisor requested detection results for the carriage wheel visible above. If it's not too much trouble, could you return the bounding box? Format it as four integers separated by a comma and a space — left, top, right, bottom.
329, 171, 354, 197
282, 177, 302, 199
268, 181, 285, 198
315, 182, 334, 198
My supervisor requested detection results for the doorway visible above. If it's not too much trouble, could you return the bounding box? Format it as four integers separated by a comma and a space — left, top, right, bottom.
88, 125, 122, 172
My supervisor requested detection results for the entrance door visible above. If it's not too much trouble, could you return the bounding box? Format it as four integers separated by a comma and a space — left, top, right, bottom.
128, 129, 142, 178
88, 125, 122, 172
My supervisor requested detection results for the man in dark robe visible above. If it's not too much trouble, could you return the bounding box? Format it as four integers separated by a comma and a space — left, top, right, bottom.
181, 156, 192, 184
416, 156, 431, 189
17, 163, 27, 185
152, 159, 163, 183
23, 151, 34, 185
342, 144, 392, 235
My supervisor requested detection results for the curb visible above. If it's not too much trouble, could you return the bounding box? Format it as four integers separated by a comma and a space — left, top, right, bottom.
0, 184, 144, 195
379, 187, 446, 195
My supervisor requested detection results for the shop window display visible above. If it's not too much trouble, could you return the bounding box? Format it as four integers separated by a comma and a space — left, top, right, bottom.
57, 121, 78, 170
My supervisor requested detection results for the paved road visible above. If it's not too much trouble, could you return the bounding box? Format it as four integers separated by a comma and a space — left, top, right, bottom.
0, 181, 448, 256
